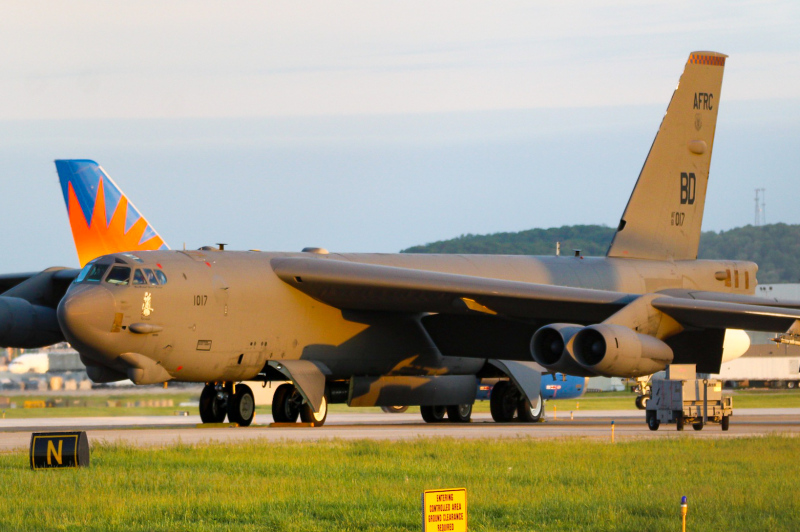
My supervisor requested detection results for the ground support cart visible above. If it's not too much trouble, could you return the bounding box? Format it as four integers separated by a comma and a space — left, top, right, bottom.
645, 364, 732, 431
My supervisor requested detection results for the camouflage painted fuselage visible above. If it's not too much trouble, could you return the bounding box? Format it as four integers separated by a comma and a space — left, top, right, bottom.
59, 249, 757, 383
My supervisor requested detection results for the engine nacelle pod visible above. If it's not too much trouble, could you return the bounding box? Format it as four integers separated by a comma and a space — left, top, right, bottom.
0, 296, 63, 348
572, 323, 673, 378
85, 365, 129, 384
530, 323, 598, 377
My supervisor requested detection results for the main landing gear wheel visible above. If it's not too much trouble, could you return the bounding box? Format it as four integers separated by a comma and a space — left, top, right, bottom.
228, 383, 256, 427
381, 406, 409, 413
199, 383, 227, 423
272, 383, 303, 423
420, 405, 447, 423
490, 380, 519, 423
300, 392, 328, 426
518, 393, 544, 423
446, 404, 472, 423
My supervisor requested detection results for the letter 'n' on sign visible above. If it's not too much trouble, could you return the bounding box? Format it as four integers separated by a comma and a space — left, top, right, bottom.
30, 432, 90, 470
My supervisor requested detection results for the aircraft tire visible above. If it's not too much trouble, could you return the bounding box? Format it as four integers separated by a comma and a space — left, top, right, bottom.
300, 392, 328, 426
420, 405, 447, 423
518, 393, 544, 422
490, 380, 518, 423
199, 384, 227, 423
272, 383, 302, 423
646, 411, 659, 431
227, 384, 255, 427
446, 404, 472, 423
381, 406, 409, 413
721, 415, 730, 431
634, 395, 650, 410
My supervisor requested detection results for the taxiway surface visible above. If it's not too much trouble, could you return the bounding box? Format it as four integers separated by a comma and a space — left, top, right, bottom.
1, 409, 799, 451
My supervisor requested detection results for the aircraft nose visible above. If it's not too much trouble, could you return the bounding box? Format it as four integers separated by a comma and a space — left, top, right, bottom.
57, 284, 117, 357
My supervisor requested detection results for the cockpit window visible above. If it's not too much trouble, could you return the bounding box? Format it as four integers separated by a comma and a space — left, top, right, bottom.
76, 263, 110, 283
155, 270, 168, 285
105, 266, 131, 286
75, 263, 93, 283
133, 269, 147, 285
143, 269, 159, 285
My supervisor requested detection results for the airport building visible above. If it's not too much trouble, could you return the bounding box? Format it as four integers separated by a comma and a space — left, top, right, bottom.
712, 284, 800, 388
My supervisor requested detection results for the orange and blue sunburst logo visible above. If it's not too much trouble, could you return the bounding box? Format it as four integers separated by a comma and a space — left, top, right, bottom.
56, 160, 169, 267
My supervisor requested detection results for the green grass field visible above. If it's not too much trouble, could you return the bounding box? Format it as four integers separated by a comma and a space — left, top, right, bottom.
1, 436, 799, 531
0, 392, 200, 418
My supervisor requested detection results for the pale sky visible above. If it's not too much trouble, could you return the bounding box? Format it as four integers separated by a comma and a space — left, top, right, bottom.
1, 1, 799, 270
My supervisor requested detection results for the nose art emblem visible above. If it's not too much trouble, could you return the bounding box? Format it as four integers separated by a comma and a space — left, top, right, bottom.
142, 292, 154, 318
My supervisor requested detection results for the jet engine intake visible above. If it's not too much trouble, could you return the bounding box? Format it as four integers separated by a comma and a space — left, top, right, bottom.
85, 365, 128, 384
0, 296, 63, 348
530, 323, 597, 377
572, 323, 673, 378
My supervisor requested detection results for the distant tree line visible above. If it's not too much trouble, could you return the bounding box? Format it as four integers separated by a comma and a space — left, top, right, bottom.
401, 223, 800, 284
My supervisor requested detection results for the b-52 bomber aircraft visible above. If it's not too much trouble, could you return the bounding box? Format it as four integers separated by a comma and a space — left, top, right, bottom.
2, 51, 799, 427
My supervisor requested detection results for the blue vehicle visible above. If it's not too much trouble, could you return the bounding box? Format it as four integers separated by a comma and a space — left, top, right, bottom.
477, 374, 587, 401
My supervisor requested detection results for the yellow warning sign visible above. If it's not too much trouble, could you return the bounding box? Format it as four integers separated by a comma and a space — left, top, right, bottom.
422, 488, 467, 532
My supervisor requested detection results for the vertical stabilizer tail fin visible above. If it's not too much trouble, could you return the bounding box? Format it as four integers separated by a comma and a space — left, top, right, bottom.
55, 160, 169, 267
606, 52, 727, 261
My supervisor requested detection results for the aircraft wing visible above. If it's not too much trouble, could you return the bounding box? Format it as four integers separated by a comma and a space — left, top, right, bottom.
0, 272, 40, 293
659, 289, 800, 310
271, 257, 800, 331
651, 297, 800, 331
272, 257, 636, 322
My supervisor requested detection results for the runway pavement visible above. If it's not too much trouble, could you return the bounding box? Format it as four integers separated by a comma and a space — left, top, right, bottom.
1, 408, 799, 451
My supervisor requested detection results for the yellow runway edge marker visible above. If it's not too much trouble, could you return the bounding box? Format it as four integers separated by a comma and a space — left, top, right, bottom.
681, 496, 688, 532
